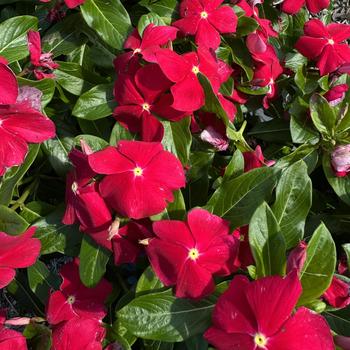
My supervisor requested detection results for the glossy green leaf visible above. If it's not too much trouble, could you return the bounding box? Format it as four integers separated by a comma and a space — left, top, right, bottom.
0, 16, 38, 62
299, 223, 336, 305
290, 115, 320, 144
138, 13, 165, 36
136, 266, 164, 295
272, 161, 312, 249
324, 306, 350, 336
236, 16, 259, 36
249, 202, 286, 277
0, 205, 29, 234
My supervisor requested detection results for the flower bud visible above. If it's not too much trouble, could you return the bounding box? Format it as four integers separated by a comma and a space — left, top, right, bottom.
331, 145, 350, 177
286, 241, 307, 275
324, 84, 348, 106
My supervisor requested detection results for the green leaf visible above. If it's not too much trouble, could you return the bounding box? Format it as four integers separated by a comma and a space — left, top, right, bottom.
136, 266, 164, 295
0, 205, 29, 234
324, 306, 350, 336
34, 205, 83, 256
165, 189, 186, 220
74, 134, 108, 151
138, 13, 166, 36
343, 244, 350, 272
161, 117, 192, 166
290, 115, 320, 144
310, 94, 337, 137
323, 153, 350, 206
110, 122, 135, 145
0, 16, 38, 63
299, 223, 336, 305
205, 167, 278, 228
248, 119, 291, 142
79, 235, 111, 288
17, 78, 56, 108
23, 323, 52, 350
73, 83, 117, 120
223, 149, 244, 180
284, 52, 307, 73
236, 16, 259, 36
81, 0, 132, 50
0, 144, 40, 206
139, 0, 178, 22
249, 202, 286, 278
27, 260, 60, 304
272, 161, 312, 249
117, 289, 217, 342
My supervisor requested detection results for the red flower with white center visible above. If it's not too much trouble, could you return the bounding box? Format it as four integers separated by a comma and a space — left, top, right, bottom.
281, 0, 329, 15
114, 64, 186, 142
0, 310, 28, 349
323, 276, 350, 309
243, 146, 275, 172
46, 260, 112, 325
112, 220, 154, 265
115, 24, 178, 73
156, 48, 223, 112
324, 84, 348, 106
173, 0, 238, 50
27, 30, 59, 80
88, 141, 186, 220
146, 208, 239, 299
0, 63, 55, 176
0, 227, 40, 289
204, 271, 334, 350
51, 317, 105, 350
295, 19, 350, 76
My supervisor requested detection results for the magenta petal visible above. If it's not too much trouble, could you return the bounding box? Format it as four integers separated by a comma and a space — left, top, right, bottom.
0, 63, 18, 104
27, 31, 42, 66
317, 45, 344, 75
269, 307, 334, 350
304, 19, 330, 38
0, 327, 28, 350
209, 6, 237, 33
204, 327, 255, 350
171, 74, 205, 112
195, 20, 221, 50
152, 94, 188, 122
114, 73, 144, 105
64, 0, 84, 8
328, 23, 350, 43
46, 291, 76, 325
113, 104, 143, 133
173, 16, 201, 36
281, 0, 305, 14
140, 113, 164, 142
246, 271, 302, 336
0, 267, 15, 289
305, 0, 329, 14
175, 261, 214, 299
142, 24, 178, 49
295, 37, 327, 59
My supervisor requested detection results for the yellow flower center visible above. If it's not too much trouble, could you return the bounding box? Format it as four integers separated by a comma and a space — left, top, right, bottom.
67, 295, 76, 305
200, 11, 208, 19
142, 103, 150, 112
328, 38, 335, 45
188, 248, 200, 261
254, 333, 267, 348
134, 167, 143, 176
192, 66, 200, 75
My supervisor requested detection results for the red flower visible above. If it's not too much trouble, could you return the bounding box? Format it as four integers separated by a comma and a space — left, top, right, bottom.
0, 310, 28, 349
173, 0, 237, 50
46, 260, 112, 325
112, 220, 154, 265
204, 271, 334, 350
296, 19, 350, 76
115, 24, 178, 73
324, 84, 348, 106
0, 63, 55, 176
243, 146, 275, 172
146, 208, 239, 299
156, 48, 222, 112
281, 0, 329, 15
0, 227, 40, 289
233, 226, 254, 270
286, 241, 308, 275
27, 30, 59, 80
323, 276, 350, 309
51, 317, 105, 350
114, 64, 186, 142
88, 141, 186, 219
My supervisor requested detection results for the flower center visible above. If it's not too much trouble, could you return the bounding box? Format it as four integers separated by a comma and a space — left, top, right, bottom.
200, 11, 208, 19
188, 248, 200, 261
192, 66, 200, 75
71, 181, 78, 194
133, 48, 141, 55
254, 333, 267, 348
142, 103, 150, 112
328, 38, 335, 45
134, 167, 143, 176
67, 295, 76, 305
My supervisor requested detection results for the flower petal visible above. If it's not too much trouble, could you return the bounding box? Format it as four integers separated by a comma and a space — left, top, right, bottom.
0, 63, 18, 104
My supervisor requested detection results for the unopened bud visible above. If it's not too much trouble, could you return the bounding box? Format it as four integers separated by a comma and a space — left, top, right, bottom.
286, 241, 307, 275
331, 145, 350, 177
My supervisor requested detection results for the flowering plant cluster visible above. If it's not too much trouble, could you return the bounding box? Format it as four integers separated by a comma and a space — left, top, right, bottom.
1, 0, 350, 349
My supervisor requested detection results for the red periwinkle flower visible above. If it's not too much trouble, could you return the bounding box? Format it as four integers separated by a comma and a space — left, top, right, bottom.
27, 30, 59, 80
243, 146, 275, 172
331, 144, 350, 177
112, 220, 154, 265
115, 24, 178, 73
0, 227, 40, 289
323, 276, 350, 309
88, 141, 186, 220
204, 271, 335, 350
281, 0, 329, 15
146, 208, 239, 299
156, 48, 222, 112
114, 64, 186, 142
51, 317, 105, 350
296, 19, 350, 76
46, 260, 112, 325
173, 0, 238, 50
324, 84, 349, 106
286, 241, 308, 275
0, 310, 28, 349
0, 63, 55, 176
